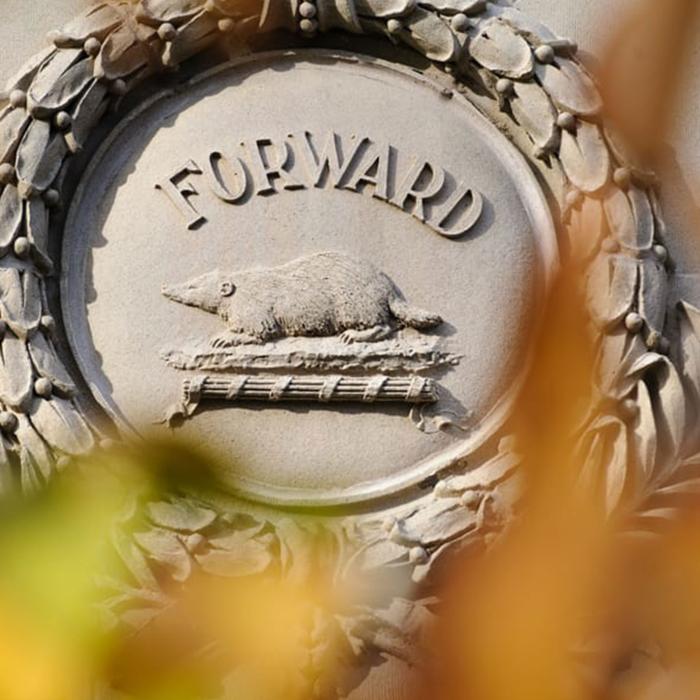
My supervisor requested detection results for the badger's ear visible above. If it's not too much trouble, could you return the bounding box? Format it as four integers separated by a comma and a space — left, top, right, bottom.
220, 281, 236, 297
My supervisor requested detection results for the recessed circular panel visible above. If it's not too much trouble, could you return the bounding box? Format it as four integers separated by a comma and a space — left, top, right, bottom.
63, 50, 555, 505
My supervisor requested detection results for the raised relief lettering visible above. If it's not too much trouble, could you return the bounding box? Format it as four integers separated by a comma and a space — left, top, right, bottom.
343, 140, 391, 202
390, 159, 446, 223
246, 138, 306, 195
433, 182, 484, 238
205, 151, 249, 203
296, 131, 361, 188
155, 159, 206, 230
155, 131, 484, 239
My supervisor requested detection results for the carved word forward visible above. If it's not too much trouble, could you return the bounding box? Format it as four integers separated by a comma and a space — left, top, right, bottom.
155, 131, 483, 238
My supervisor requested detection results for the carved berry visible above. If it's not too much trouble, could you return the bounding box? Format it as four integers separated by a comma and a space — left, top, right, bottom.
601, 236, 620, 253
47, 29, 67, 47
409, 547, 429, 565
646, 330, 662, 351
613, 167, 632, 190
565, 188, 583, 209
0, 412, 18, 434
110, 79, 127, 96
34, 378, 53, 398
624, 312, 643, 334
0, 163, 16, 185
55, 111, 72, 130
299, 2, 317, 19
158, 23, 177, 42
461, 490, 482, 509
13, 237, 30, 258
43, 189, 61, 208
218, 18, 235, 33
9, 89, 26, 109
534, 44, 555, 63
387, 19, 403, 34
557, 111, 576, 131
654, 244, 668, 263
451, 13, 470, 32
620, 398, 638, 420
495, 78, 513, 95
299, 18, 318, 33
84, 37, 101, 57
41, 315, 56, 334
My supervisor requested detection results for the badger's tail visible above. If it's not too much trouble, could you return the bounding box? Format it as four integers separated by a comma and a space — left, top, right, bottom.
389, 296, 443, 330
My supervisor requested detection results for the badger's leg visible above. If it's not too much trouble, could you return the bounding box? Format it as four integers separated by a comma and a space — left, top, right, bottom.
210, 331, 263, 348
340, 324, 395, 344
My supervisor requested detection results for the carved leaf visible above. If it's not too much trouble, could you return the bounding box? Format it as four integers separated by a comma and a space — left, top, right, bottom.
16, 414, 53, 482
597, 329, 646, 396
566, 195, 608, 263
402, 8, 459, 62
58, 3, 124, 45
137, 0, 207, 25
489, 5, 557, 43
654, 359, 687, 475
25, 197, 52, 269
401, 497, 476, 545
604, 186, 654, 252
26, 59, 94, 119
258, 0, 296, 31
65, 81, 109, 154
0, 332, 33, 410
0, 107, 31, 165
147, 498, 217, 532
535, 58, 602, 116
28, 332, 75, 395
420, 0, 484, 12
586, 254, 637, 328
135, 528, 192, 582
26, 48, 83, 111
0, 184, 23, 254
161, 12, 219, 67
470, 19, 533, 78
316, 0, 363, 33
633, 379, 657, 491
356, 0, 416, 17
437, 448, 519, 495
18, 132, 68, 194
95, 23, 151, 80
111, 527, 160, 590
15, 119, 51, 192
511, 80, 558, 152
678, 303, 700, 443
356, 538, 409, 570
29, 396, 94, 455
605, 418, 629, 512
4, 46, 54, 94
560, 120, 610, 193
0, 437, 14, 495
0, 269, 42, 339
196, 536, 273, 577
629, 354, 686, 474
639, 258, 668, 333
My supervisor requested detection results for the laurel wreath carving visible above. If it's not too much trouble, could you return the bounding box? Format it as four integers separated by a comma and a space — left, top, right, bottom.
1, 0, 697, 686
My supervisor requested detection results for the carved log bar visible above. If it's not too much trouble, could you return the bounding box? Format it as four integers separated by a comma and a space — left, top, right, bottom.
183, 375, 438, 404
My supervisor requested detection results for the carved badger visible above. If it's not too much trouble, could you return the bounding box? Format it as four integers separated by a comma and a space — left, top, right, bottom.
162, 251, 443, 347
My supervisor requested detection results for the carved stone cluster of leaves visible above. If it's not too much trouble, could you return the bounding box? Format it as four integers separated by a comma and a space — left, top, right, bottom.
0, 0, 693, 683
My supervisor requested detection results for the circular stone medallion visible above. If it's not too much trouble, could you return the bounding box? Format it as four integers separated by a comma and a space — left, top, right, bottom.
63, 50, 555, 505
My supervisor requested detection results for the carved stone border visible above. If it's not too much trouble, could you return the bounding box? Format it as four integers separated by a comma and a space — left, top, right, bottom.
2, 0, 698, 685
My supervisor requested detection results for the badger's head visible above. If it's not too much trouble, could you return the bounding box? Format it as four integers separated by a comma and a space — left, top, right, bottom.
161, 269, 236, 314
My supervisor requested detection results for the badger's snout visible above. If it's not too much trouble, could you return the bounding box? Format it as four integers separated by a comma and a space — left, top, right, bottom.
161, 273, 223, 314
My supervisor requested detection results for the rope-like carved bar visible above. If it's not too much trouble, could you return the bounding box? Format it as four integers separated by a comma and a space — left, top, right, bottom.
183, 375, 439, 404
